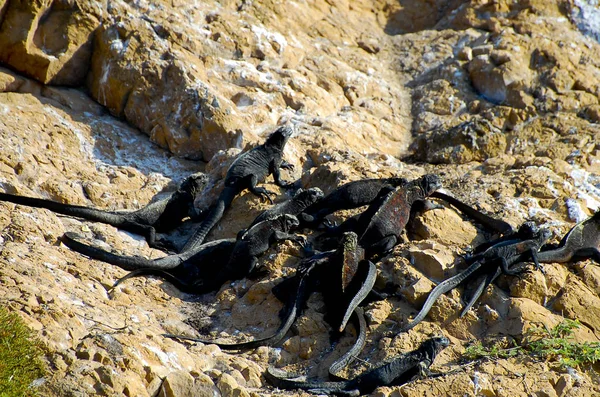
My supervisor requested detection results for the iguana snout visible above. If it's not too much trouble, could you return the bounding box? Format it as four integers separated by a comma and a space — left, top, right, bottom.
306, 187, 324, 202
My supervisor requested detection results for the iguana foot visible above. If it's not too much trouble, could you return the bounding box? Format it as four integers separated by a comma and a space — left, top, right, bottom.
260, 191, 277, 203
280, 161, 294, 170
293, 235, 308, 248
321, 217, 337, 229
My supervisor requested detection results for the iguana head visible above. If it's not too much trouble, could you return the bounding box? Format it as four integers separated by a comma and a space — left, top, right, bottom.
421, 336, 450, 359
536, 227, 552, 246
265, 125, 294, 148
281, 214, 300, 231
517, 221, 539, 240
296, 187, 324, 206
419, 174, 442, 197
180, 173, 209, 195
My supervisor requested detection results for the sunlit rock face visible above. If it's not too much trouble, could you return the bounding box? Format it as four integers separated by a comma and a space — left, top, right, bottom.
0, 0, 600, 396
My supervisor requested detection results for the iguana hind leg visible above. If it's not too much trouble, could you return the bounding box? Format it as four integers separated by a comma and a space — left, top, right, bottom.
366, 235, 398, 257
499, 257, 521, 276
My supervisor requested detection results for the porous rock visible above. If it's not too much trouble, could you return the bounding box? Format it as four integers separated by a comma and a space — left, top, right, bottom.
1, 0, 600, 396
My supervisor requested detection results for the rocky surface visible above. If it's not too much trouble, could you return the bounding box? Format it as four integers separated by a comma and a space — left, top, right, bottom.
1, 0, 600, 396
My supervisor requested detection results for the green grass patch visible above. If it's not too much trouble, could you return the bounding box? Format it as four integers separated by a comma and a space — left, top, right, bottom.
465, 319, 600, 369
0, 307, 45, 397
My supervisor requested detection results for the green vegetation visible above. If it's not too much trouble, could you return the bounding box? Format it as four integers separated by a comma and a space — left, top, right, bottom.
465, 319, 600, 369
0, 308, 45, 397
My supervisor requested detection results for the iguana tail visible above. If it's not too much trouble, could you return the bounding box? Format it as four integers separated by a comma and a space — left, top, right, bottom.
402, 260, 482, 332
431, 191, 514, 235
264, 367, 348, 395
329, 308, 367, 379
112, 268, 192, 291
180, 186, 237, 252
61, 232, 183, 271
0, 192, 132, 227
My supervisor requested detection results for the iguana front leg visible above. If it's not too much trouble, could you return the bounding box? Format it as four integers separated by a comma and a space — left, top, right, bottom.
273, 230, 307, 248
280, 160, 294, 170
529, 249, 545, 274
498, 257, 521, 276
416, 359, 434, 379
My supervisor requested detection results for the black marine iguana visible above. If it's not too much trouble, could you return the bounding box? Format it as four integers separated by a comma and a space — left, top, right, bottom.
298, 177, 408, 228
400, 225, 551, 332
61, 186, 322, 272
63, 213, 304, 294
0, 173, 207, 246
537, 210, 600, 263
315, 174, 442, 257
459, 222, 543, 317
354, 174, 442, 258
264, 336, 450, 396
276, 231, 377, 333
249, 187, 324, 227
180, 125, 294, 252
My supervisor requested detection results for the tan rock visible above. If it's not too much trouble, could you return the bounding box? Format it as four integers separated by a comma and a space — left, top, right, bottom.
216, 372, 239, 397
399, 274, 435, 307
0, 1, 104, 85
1, 0, 600, 396
509, 270, 549, 305
157, 370, 217, 397
552, 275, 600, 336
411, 117, 507, 164
498, 297, 598, 342
407, 241, 455, 281
410, 207, 480, 247
573, 262, 600, 295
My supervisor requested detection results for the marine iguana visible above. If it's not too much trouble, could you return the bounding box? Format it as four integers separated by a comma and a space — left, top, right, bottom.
181, 125, 294, 252
281, 232, 377, 333
355, 174, 442, 258
537, 210, 600, 263
62, 187, 322, 272
160, 213, 305, 294
315, 175, 442, 257
459, 222, 541, 317
328, 307, 367, 380
298, 177, 408, 228
64, 213, 304, 294
153, 187, 323, 253
400, 226, 551, 332
264, 336, 450, 396
249, 187, 324, 227
0, 173, 207, 246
